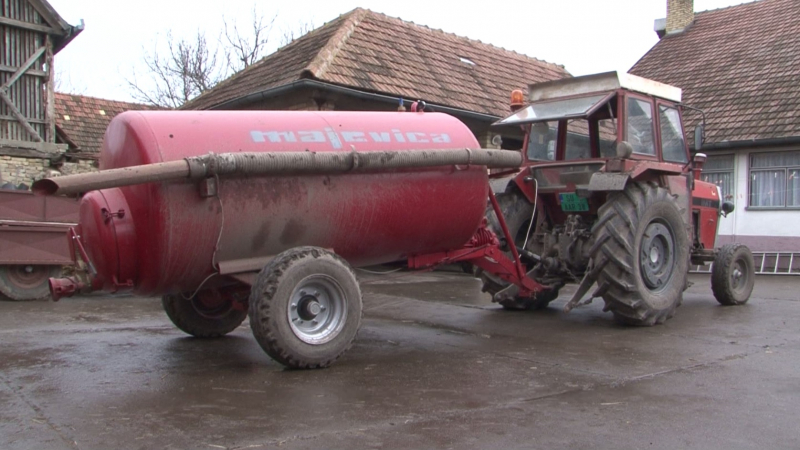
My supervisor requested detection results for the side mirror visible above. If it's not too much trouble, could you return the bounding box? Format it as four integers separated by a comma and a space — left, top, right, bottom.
721, 201, 735, 217
694, 125, 704, 152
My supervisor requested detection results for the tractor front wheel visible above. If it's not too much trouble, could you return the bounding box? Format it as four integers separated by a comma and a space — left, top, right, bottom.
590, 182, 690, 326
480, 191, 561, 310
711, 243, 755, 305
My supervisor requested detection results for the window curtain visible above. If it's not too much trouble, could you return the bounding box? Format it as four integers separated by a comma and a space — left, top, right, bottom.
750, 170, 785, 207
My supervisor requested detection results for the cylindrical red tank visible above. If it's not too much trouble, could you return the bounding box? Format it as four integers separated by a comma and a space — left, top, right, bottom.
79, 111, 488, 296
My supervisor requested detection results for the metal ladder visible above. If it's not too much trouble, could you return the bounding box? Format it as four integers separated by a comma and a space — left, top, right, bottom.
691, 252, 800, 275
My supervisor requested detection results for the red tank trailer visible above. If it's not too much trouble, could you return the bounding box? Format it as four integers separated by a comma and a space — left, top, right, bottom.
38, 110, 531, 368
35, 72, 755, 369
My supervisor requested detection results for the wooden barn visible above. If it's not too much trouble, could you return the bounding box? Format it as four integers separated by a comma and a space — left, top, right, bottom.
0, 0, 83, 185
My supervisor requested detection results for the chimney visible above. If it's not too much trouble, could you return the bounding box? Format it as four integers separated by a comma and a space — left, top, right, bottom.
668, 0, 695, 34
655, 0, 695, 39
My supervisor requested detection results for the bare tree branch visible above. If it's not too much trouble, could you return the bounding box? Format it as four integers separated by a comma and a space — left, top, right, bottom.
125, 7, 314, 108
222, 6, 277, 72
279, 21, 316, 47
125, 31, 225, 108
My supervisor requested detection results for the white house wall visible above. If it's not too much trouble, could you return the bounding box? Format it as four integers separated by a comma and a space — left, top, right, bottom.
713, 147, 800, 252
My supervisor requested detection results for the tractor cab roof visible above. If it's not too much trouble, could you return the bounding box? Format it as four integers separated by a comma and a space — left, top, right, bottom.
495, 71, 682, 127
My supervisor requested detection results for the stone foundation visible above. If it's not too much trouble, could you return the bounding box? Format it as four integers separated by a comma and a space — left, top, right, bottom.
0, 155, 97, 188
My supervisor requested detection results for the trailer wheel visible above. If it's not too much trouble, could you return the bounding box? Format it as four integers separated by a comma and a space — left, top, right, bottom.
249, 247, 362, 369
162, 289, 248, 338
591, 182, 689, 326
0, 265, 62, 301
711, 243, 755, 305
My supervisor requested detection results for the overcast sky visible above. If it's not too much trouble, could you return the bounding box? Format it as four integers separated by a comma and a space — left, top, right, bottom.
49, 0, 752, 103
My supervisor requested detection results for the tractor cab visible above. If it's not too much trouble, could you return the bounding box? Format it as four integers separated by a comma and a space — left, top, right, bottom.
496, 71, 689, 165
493, 71, 722, 251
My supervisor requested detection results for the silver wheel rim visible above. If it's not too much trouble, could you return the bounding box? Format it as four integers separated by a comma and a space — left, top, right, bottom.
731, 259, 746, 292
287, 274, 347, 345
640, 221, 676, 291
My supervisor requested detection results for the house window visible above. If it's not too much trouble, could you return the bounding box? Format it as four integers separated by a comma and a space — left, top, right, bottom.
749, 151, 800, 208
702, 154, 734, 201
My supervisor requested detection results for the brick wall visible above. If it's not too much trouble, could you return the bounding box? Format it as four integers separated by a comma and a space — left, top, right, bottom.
0, 156, 97, 187
667, 0, 694, 33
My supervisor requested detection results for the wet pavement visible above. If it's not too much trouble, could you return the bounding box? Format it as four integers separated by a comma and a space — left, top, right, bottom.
1, 272, 798, 450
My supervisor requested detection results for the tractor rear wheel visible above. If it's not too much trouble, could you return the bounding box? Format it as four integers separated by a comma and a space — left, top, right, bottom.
590, 182, 689, 326
249, 247, 362, 369
479, 191, 560, 310
0, 264, 62, 301
711, 243, 755, 305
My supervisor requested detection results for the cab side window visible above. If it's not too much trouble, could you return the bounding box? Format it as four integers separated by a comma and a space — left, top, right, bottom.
659, 106, 688, 163
626, 98, 655, 155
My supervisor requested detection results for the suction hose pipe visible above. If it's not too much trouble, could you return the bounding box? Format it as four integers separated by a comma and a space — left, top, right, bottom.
33, 148, 523, 197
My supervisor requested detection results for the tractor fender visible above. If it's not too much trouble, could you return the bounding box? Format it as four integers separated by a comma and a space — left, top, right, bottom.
589, 172, 630, 191
589, 160, 685, 192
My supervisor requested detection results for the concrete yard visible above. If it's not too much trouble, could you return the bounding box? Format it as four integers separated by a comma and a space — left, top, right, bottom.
1, 272, 798, 450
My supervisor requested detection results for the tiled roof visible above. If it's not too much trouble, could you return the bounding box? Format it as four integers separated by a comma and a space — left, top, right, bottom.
630, 0, 800, 144
184, 8, 571, 116
55, 93, 159, 154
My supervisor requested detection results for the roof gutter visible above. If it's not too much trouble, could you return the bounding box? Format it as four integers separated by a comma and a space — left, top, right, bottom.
701, 136, 800, 151
54, 19, 84, 55
209, 79, 501, 123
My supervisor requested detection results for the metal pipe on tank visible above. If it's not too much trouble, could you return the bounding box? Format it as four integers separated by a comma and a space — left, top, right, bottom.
33, 148, 522, 197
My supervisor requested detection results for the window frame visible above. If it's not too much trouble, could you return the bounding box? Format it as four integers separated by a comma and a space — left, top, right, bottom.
747, 150, 800, 210
701, 153, 735, 202
656, 102, 689, 164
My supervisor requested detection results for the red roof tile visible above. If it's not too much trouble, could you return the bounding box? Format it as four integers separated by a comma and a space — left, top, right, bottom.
630, 0, 800, 144
184, 8, 570, 116
55, 93, 159, 154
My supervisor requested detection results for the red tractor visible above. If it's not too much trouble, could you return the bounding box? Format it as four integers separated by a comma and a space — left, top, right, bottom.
480, 71, 755, 324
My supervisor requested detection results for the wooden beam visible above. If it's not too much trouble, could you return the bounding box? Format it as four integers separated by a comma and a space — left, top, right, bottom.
0, 47, 46, 90
0, 114, 48, 125
45, 39, 55, 143
0, 65, 46, 78
0, 90, 43, 142
0, 141, 68, 158
27, 0, 70, 32
0, 16, 61, 35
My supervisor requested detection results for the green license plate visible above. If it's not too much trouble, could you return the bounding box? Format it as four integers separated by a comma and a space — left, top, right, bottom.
559, 193, 589, 212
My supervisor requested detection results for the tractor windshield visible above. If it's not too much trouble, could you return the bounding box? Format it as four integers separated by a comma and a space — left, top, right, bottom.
496, 93, 613, 126
506, 93, 619, 162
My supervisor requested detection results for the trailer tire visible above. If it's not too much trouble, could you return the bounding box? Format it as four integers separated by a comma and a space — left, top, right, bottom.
162, 290, 248, 338
591, 182, 689, 326
0, 265, 62, 301
711, 243, 755, 306
249, 247, 362, 369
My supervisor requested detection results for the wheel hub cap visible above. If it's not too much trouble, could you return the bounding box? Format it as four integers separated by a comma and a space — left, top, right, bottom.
288, 275, 346, 345
641, 222, 676, 290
